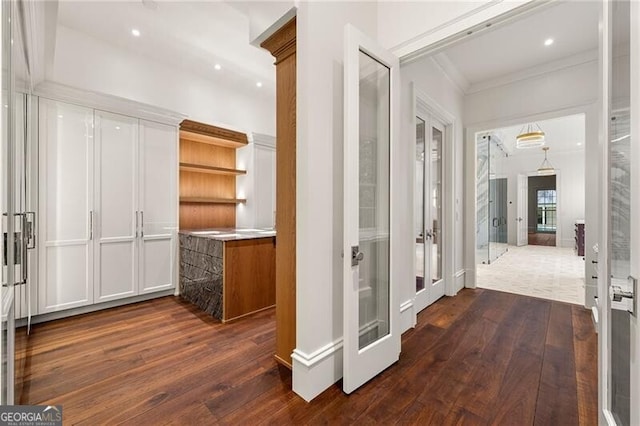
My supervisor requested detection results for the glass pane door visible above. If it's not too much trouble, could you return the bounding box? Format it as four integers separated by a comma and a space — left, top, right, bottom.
415, 118, 425, 292
357, 50, 390, 349
429, 125, 442, 283
608, 0, 632, 424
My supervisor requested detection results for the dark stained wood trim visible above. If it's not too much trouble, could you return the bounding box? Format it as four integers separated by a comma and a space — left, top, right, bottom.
260, 17, 296, 64
180, 119, 248, 145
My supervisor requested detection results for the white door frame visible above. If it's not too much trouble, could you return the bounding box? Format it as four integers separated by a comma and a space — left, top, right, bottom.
516, 174, 528, 246
411, 84, 457, 310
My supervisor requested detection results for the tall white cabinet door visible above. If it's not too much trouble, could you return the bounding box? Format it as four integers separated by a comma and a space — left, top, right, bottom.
138, 120, 177, 294
94, 111, 138, 302
38, 99, 94, 313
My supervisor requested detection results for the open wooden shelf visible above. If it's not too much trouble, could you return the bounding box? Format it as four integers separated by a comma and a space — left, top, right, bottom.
180, 162, 246, 176
180, 120, 248, 149
180, 197, 246, 205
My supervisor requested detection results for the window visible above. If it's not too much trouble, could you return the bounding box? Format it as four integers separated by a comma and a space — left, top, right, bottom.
537, 189, 556, 232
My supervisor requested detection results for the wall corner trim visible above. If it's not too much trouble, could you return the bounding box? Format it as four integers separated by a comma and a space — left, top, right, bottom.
292, 339, 344, 402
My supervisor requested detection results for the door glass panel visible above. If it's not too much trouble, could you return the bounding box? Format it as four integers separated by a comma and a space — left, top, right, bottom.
610, 0, 631, 423
415, 118, 425, 292
430, 126, 442, 283
358, 50, 390, 350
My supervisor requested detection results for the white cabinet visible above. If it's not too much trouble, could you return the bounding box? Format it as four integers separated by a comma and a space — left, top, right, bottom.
138, 120, 177, 294
38, 99, 178, 314
38, 99, 95, 313
94, 111, 138, 302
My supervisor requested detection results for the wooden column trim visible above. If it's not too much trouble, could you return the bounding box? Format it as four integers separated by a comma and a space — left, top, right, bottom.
261, 17, 296, 64
261, 17, 296, 370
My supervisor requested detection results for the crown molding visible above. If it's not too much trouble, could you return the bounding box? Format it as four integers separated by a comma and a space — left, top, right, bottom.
466, 48, 598, 95
34, 80, 186, 125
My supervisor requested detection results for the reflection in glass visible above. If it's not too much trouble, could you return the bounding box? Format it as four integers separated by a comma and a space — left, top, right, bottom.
476, 134, 508, 265
415, 118, 425, 292
430, 126, 442, 283
610, 0, 631, 424
358, 50, 390, 350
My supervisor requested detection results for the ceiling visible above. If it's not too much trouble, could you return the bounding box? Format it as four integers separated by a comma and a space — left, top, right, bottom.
438, 1, 600, 89
484, 114, 586, 157
55, 1, 287, 94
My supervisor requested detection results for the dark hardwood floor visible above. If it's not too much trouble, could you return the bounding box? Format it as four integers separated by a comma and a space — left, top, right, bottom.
16, 288, 597, 425
528, 232, 557, 246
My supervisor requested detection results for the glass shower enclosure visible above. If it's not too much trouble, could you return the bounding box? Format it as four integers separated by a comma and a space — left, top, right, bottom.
477, 133, 508, 264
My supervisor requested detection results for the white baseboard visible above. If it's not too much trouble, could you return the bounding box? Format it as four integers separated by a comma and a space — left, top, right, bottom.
292, 339, 343, 402
464, 267, 476, 288
455, 269, 466, 292
400, 298, 416, 333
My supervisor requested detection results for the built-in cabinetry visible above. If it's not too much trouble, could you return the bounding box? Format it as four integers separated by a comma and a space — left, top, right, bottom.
38, 99, 178, 314
179, 120, 248, 229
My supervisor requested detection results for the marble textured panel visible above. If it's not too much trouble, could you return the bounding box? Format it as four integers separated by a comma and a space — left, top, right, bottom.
179, 234, 224, 320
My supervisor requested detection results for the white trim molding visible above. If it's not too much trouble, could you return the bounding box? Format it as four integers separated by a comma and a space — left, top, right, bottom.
400, 298, 416, 332
34, 81, 186, 126
292, 339, 343, 402
455, 269, 466, 293
251, 132, 276, 149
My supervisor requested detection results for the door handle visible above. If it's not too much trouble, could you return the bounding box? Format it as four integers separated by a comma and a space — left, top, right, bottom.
140, 211, 144, 238
89, 210, 94, 240
26, 211, 35, 249
351, 245, 364, 266
135, 211, 139, 238
610, 276, 637, 315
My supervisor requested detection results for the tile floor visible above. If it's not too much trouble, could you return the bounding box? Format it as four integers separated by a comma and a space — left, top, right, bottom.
477, 244, 585, 305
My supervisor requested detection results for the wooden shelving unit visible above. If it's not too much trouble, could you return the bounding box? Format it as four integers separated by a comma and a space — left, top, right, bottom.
179, 162, 246, 176
179, 120, 248, 229
180, 197, 246, 204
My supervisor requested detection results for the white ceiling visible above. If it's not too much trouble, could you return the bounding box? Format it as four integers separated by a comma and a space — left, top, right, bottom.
439, 1, 600, 88
56, 1, 285, 93
484, 113, 586, 157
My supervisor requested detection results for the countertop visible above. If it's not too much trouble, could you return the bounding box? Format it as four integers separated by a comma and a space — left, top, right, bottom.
179, 228, 276, 241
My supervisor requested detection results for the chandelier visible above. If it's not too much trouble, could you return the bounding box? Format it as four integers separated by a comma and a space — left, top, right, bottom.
537, 147, 555, 175
516, 123, 546, 149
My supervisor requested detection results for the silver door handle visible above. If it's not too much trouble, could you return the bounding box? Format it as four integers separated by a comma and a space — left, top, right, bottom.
351, 245, 364, 266
140, 211, 144, 238
89, 211, 93, 240
26, 211, 35, 249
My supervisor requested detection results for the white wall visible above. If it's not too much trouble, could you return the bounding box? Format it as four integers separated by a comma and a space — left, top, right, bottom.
463, 58, 599, 307
495, 150, 586, 248
50, 25, 275, 136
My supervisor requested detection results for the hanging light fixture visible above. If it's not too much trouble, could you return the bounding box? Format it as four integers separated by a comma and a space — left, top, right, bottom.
537, 147, 555, 175
516, 123, 546, 148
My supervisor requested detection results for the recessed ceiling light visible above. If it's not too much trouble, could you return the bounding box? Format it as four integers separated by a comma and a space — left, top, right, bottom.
58, 115, 63, 119
131, 28, 141, 37
544, 38, 554, 46
256, 82, 263, 88
577, 142, 583, 146
116, 126, 121, 130
214, 64, 221, 71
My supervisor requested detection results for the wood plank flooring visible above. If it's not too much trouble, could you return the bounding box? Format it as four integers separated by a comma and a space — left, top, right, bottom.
16, 289, 597, 425
528, 232, 557, 246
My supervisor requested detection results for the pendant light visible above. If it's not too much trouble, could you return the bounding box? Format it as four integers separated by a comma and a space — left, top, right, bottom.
537, 147, 555, 175
516, 123, 545, 149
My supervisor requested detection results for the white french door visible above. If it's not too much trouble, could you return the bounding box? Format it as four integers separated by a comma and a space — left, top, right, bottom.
516, 174, 528, 247
343, 24, 400, 394
602, 0, 639, 424
414, 115, 445, 312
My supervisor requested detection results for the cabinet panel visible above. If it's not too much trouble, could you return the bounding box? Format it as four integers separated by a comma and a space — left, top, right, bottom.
94, 111, 138, 302
38, 99, 94, 313
98, 242, 136, 299
255, 146, 276, 228
139, 120, 176, 293
140, 238, 173, 293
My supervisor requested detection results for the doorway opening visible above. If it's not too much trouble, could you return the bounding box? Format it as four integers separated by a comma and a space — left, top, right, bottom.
529, 176, 557, 246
